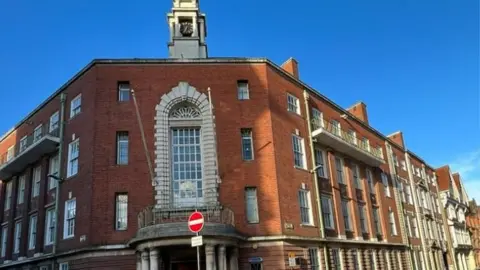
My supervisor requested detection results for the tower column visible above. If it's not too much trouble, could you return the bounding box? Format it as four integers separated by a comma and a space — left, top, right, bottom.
141, 250, 150, 270
229, 247, 239, 270
218, 245, 227, 270
150, 248, 160, 270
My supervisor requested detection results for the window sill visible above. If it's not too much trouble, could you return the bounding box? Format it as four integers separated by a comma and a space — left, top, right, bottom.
69, 112, 81, 121
324, 227, 335, 231
294, 166, 309, 173
63, 236, 75, 241
287, 110, 303, 118
300, 224, 316, 228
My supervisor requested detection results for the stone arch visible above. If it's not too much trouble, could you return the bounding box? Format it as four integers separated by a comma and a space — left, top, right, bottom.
154, 81, 218, 209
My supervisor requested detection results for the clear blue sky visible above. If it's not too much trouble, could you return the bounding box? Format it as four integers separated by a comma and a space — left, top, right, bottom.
0, 1, 479, 197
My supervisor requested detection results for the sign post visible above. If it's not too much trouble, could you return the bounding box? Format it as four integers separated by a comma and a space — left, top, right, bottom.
189, 211, 205, 270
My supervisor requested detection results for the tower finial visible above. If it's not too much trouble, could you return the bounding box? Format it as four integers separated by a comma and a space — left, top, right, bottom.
167, 0, 208, 59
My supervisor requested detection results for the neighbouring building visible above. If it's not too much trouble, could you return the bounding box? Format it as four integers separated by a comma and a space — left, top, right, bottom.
437, 166, 475, 270
466, 200, 480, 269
0, 1, 473, 270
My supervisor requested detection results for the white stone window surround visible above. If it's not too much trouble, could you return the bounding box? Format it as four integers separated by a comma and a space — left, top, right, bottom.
154, 82, 219, 209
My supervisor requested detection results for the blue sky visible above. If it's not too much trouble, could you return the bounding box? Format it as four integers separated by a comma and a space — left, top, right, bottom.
0, 1, 478, 197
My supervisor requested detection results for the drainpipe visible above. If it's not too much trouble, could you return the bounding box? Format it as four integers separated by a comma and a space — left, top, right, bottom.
52, 93, 67, 264
303, 91, 328, 270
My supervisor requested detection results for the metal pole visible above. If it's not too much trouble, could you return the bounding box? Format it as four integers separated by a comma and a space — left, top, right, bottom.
130, 88, 155, 186
197, 231, 201, 270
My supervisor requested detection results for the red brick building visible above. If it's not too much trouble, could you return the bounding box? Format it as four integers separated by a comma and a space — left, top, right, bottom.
466, 201, 480, 269
0, 1, 462, 270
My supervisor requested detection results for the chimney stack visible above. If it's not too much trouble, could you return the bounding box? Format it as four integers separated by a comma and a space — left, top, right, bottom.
347, 102, 369, 124
281, 57, 299, 79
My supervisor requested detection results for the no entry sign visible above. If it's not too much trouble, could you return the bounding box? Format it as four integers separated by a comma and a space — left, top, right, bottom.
188, 211, 205, 233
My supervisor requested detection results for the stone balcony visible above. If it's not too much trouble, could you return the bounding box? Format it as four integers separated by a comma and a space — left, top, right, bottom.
0, 127, 60, 180
311, 118, 385, 167
130, 205, 244, 245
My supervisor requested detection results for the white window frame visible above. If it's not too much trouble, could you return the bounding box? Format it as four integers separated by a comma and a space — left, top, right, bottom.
314, 148, 328, 178
49, 111, 59, 132
118, 82, 131, 101
4, 181, 12, 210
309, 248, 320, 270
292, 135, 306, 169
116, 131, 129, 165
115, 194, 128, 230
241, 129, 254, 161
245, 187, 259, 223
67, 139, 80, 177
366, 169, 375, 193
45, 208, 55, 245
352, 163, 361, 189
32, 165, 41, 197
361, 137, 370, 152
347, 129, 357, 145
359, 204, 368, 233
17, 175, 26, 204
298, 189, 313, 225
13, 221, 21, 254
287, 93, 300, 115
48, 154, 59, 190
321, 195, 335, 229
19, 135, 28, 152
311, 108, 323, 129
373, 207, 381, 235
330, 119, 341, 137
28, 214, 37, 250
237, 80, 249, 100
70, 94, 82, 118
0, 226, 7, 257
59, 262, 69, 270
341, 199, 352, 231
389, 209, 397, 236
334, 156, 345, 184
6, 146, 14, 161
401, 160, 406, 171
33, 124, 43, 142
63, 199, 76, 239
381, 173, 391, 197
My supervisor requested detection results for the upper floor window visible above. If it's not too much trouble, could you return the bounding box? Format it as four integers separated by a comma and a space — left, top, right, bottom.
241, 129, 254, 161
389, 209, 397, 236
311, 108, 323, 129
32, 166, 41, 197
373, 207, 381, 235
393, 155, 399, 167
330, 120, 341, 137
341, 200, 352, 231
19, 136, 27, 152
0, 226, 6, 257
34, 124, 43, 142
335, 156, 345, 184
118, 82, 130, 102
70, 94, 82, 118
314, 148, 328, 178
361, 137, 370, 151
298, 189, 313, 225
115, 194, 128, 230
237, 80, 249, 100
45, 208, 55, 245
13, 221, 21, 254
347, 129, 357, 145
17, 175, 26, 204
59, 262, 69, 270
351, 163, 361, 189
28, 215, 37, 250
381, 173, 390, 197
63, 199, 76, 239
67, 139, 80, 177
366, 169, 375, 193
308, 248, 320, 270
6, 146, 14, 161
116, 131, 129, 165
287, 93, 300, 115
321, 195, 334, 229
400, 160, 406, 171
358, 204, 368, 233
245, 187, 259, 223
49, 154, 59, 190
4, 181, 12, 210
49, 111, 59, 132
292, 135, 306, 169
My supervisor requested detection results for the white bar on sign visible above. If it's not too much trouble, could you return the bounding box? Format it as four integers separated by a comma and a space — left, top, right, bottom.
191, 235, 203, 247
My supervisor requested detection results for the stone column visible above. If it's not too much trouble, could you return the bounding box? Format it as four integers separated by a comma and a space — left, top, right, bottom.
228, 247, 239, 270
206, 245, 216, 270
218, 245, 227, 270
141, 250, 150, 270
150, 248, 160, 270
136, 252, 142, 270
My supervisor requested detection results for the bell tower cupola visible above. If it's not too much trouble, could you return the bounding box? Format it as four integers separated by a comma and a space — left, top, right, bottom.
167, 0, 208, 59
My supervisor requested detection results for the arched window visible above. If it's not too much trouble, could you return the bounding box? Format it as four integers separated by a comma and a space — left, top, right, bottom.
154, 82, 219, 209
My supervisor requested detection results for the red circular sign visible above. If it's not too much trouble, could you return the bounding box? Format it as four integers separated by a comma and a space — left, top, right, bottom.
188, 211, 205, 233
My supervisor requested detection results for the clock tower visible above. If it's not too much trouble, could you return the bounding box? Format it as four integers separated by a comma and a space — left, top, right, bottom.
167, 0, 208, 59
